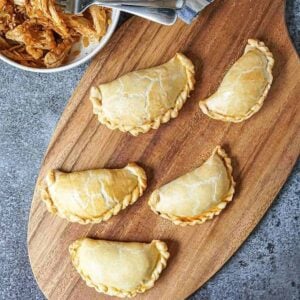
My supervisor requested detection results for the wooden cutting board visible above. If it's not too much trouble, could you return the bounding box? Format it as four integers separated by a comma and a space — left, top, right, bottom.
28, 0, 300, 299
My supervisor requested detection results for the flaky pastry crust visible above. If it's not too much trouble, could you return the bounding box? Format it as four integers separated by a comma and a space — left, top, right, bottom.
199, 39, 274, 122
148, 146, 235, 226
90, 53, 195, 136
40, 163, 147, 224
69, 238, 169, 298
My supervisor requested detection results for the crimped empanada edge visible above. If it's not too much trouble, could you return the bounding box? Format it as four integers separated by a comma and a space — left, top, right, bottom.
40, 170, 58, 214
199, 39, 275, 122
68, 239, 170, 298
90, 52, 195, 136
40, 163, 147, 224
148, 146, 236, 226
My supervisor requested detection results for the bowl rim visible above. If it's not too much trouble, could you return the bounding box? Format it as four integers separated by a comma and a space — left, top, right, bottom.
0, 8, 120, 73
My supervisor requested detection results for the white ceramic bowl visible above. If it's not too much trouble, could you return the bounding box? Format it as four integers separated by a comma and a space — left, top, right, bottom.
0, 9, 120, 73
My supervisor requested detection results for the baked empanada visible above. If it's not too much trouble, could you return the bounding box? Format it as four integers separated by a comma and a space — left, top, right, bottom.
69, 238, 169, 298
41, 163, 147, 224
90, 53, 195, 136
199, 39, 274, 122
149, 146, 235, 226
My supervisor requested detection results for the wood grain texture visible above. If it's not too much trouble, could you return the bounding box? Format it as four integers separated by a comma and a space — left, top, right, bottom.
27, 0, 300, 299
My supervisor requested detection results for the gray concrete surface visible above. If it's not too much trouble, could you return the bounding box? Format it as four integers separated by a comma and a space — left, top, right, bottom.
0, 1, 299, 299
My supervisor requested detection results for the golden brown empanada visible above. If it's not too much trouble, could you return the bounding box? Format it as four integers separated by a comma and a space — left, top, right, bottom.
90, 53, 195, 136
199, 39, 274, 122
41, 163, 147, 224
148, 146, 235, 226
69, 238, 169, 298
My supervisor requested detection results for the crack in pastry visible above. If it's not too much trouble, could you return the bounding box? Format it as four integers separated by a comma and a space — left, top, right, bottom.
40, 163, 147, 224
199, 39, 274, 122
90, 53, 195, 136
69, 238, 169, 298
148, 146, 235, 226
